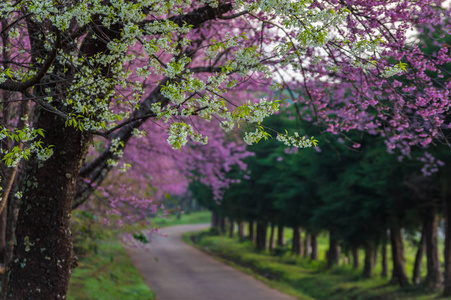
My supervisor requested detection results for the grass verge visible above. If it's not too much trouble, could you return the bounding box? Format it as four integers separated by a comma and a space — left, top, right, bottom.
67, 239, 154, 300
184, 230, 443, 300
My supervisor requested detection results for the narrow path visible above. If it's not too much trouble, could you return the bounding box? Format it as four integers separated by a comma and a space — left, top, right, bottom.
126, 224, 297, 300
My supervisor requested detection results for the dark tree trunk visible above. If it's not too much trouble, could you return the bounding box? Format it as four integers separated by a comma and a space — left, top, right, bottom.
0, 203, 7, 294
219, 215, 226, 235
381, 233, 388, 278
445, 191, 451, 297
277, 225, 284, 247
249, 220, 255, 242
211, 211, 219, 229
0, 208, 7, 267
0, 99, 30, 295
291, 226, 302, 256
238, 221, 245, 240
269, 223, 275, 252
412, 227, 426, 285
363, 244, 374, 278
256, 222, 267, 251
423, 206, 442, 290
311, 233, 318, 260
228, 219, 234, 238
1, 188, 20, 298
390, 227, 409, 287
327, 230, 340, 268
7, 108, 91, 299
352, 247, 360, 269
303, 232, 311, 258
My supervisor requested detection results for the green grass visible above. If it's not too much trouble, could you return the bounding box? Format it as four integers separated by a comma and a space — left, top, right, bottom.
184, 230, 444, 300
67, 239, 154, 300
150, 210, 211, 227
67, 210, 210, 300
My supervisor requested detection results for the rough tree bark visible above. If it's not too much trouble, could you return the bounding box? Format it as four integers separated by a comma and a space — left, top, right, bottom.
0, 99, 30, 282
7, 108, 91, 299
390, 227, 409, 287
0, 209, 6, 269
1, 190, 20, 299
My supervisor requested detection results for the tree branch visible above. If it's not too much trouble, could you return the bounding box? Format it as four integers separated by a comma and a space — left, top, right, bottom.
0, 30, 60, 92
139, 4, 233, 30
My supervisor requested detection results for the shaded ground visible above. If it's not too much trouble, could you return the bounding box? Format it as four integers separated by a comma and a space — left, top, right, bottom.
127, 224, 296, 300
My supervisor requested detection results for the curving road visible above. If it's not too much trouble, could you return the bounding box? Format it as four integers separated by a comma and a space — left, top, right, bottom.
126, 224, 297, 300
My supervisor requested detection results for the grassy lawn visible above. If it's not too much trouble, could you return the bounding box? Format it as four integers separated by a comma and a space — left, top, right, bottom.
184, 229, 443, 300
67, 239, 154, 300
67, 210, 211, 300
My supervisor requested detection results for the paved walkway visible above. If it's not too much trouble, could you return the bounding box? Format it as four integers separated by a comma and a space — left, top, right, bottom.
126, 224, 297, 300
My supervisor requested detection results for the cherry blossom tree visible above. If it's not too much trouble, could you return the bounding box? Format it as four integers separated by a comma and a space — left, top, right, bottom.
0, 0, 450, 298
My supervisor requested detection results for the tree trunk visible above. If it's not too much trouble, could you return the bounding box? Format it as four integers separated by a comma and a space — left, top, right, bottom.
211, 211, 219, 229
269, 223, 275, 252
0, 204, 7, 295
445, 190, 451, 296
291, 226, 302, 256
228, 219, 234, 238
1, 188, 20, 298
249, 220, 255, 243
381, 233, 388, 278
277, 225, 284, 247
219, 215, 225, 235
423, 206, 442, 290
0, 208, 7, 268
256, 222, 267, 251
352, 247, 360, 269
238, 221, 245, 240
311, 233, 318, 260
0, 99, 30, 293
390, 227, 409, 287
327, 230, 340, 268
363, 244, 374, 278
7, 108, 91, 299
412, 226, 425, 285
304, 232, 311, 258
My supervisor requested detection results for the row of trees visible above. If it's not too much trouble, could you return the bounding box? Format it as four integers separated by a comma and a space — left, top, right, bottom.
1, 0, 450, 298
192, 110, 451, 294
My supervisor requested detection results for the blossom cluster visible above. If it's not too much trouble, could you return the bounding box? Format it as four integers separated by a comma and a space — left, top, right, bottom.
276, 132, 319, 149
